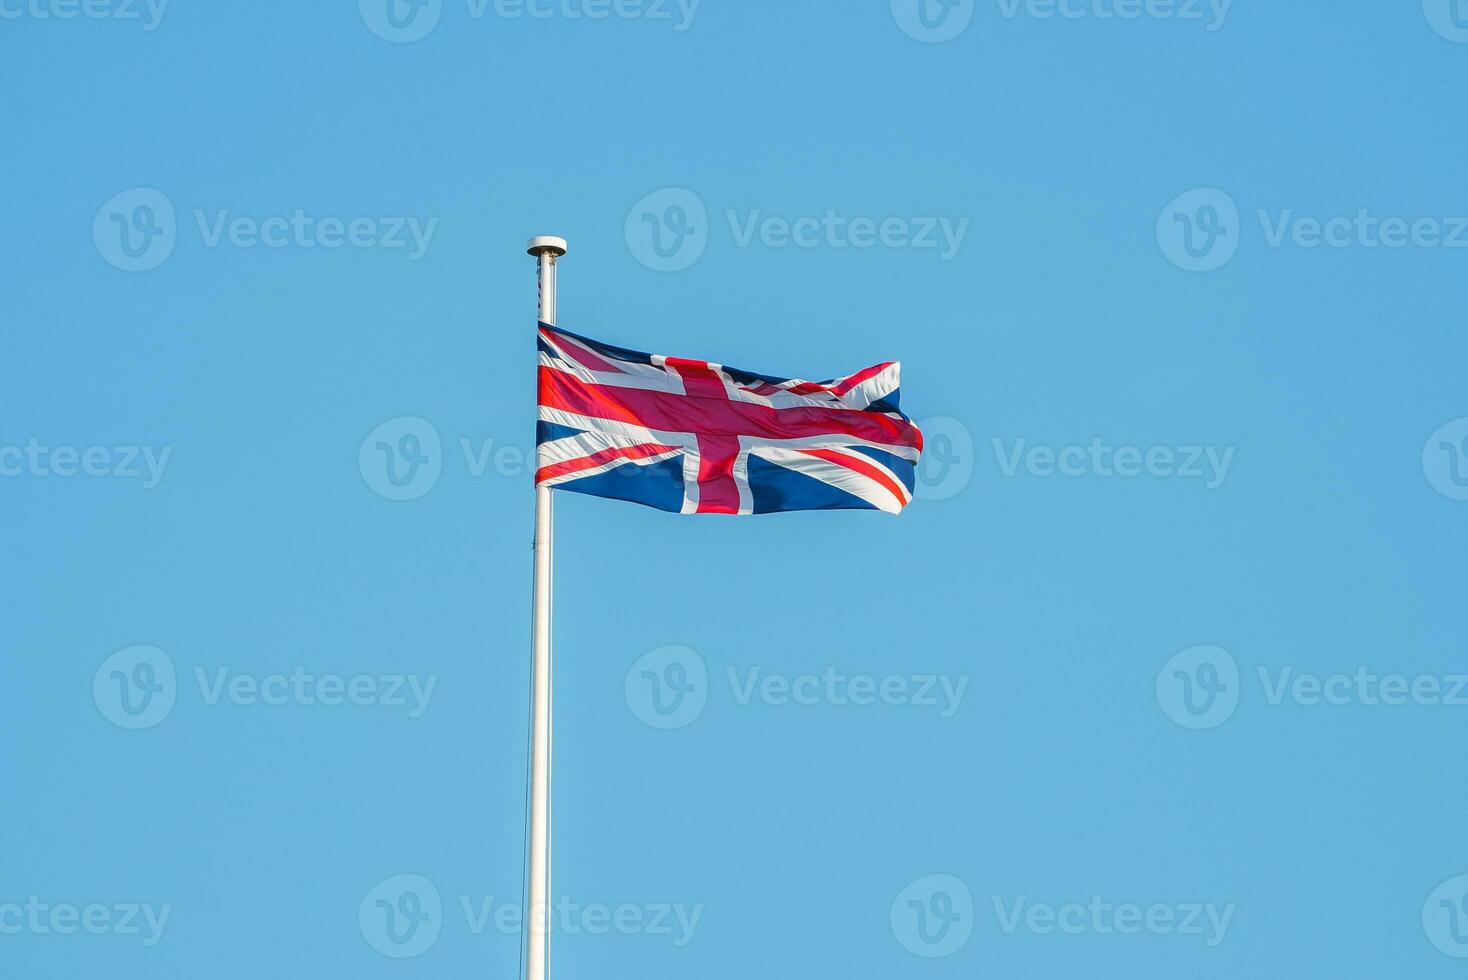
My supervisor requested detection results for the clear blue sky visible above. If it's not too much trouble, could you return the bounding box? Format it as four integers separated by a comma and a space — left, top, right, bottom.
5, 2, 1468, 977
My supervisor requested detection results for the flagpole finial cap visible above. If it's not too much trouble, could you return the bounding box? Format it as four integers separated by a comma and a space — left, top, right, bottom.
527, 235, 568, 257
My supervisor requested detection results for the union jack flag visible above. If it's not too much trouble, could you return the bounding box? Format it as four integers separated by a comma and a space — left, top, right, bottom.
536, 323, 924, 515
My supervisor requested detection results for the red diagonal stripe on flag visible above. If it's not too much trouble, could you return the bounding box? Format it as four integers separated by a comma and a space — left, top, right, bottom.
797, 447, 908, 507
536, 441, 679, 485
541, 327, 627, 375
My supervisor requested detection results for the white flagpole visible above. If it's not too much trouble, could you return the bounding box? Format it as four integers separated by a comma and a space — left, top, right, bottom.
526, 234, 566, 980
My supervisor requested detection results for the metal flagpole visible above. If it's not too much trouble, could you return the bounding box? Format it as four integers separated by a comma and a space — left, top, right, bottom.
526, 234, 566, 980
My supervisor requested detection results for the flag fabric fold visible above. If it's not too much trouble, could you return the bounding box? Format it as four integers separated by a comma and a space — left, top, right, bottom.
535, 323, 923, 515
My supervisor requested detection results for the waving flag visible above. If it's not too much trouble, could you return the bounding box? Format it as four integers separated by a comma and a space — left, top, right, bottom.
535, 323, 923, 515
